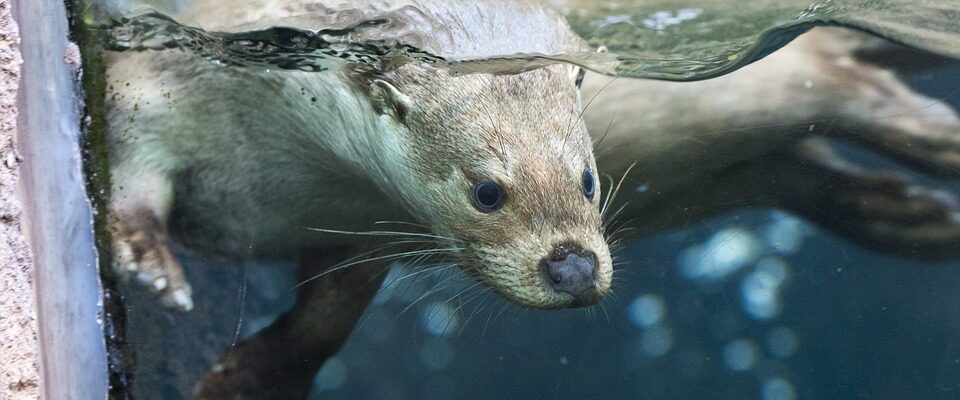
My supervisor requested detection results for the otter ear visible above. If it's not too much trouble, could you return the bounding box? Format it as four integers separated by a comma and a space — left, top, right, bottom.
370, 79, 411, 122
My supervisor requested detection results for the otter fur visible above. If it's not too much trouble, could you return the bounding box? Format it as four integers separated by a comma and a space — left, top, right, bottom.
106, 0, 960, 396
107, 0, 611, 397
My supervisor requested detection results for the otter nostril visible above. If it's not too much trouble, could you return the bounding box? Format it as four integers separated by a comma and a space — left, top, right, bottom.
541, 250, 597, 298
546, 265, 563, 283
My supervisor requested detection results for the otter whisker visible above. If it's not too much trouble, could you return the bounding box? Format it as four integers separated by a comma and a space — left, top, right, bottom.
608, 225, 634, 241
392, 266, 454, 314
322, 239, 443, 275
605, 223, 637, 245
294, 247, 462, 288
483, 301, 513, 337
599, 174, 616, 216
562, 75, 619, 155
517, 305, 532, 320
457, 284, 496, 336
306, 227, 461, 242
397, 268, 466, 317
598, 301, 612, 323
600, 175, 616, 220
602, 202, 633, 232
603, 209, 637, 251
605, 215, 635, 235
373, 220, 431, 230
485, 112, 510, 171
404, 249, 450, 270
318, 241, 429, 277
448, 291, 489, 336
600, 161, 638, 221
448, 280, 487, 315
607, 241, 626, 255
591, 111, 618, 150
401, 266, 456, 305
459, 299, 489, 336
397, 285, 444, 317
581, 306, 592, 321
393, 262, 457, 283
609, 253, 636, 267
229, 262, 248, 349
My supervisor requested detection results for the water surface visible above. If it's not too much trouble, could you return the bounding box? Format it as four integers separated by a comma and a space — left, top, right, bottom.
99, 0, 960, 80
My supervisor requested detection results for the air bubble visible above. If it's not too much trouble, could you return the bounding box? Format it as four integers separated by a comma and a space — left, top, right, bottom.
762, 377, 796, 400
679, 228, 762, 281
627, 294, 666, 328
640, 324, 674, 357
421, 302, 459, 337
723, 339, 759, 372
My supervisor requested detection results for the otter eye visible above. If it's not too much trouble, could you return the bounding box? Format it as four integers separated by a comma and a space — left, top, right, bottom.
582, 169, 595, 200
473, 181, 503, 212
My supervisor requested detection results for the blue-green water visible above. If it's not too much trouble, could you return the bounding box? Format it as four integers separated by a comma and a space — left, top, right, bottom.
90, 1, 960, 399
111, 63, 960, 400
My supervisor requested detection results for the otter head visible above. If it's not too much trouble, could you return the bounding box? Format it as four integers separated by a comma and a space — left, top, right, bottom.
363, 63, 611, 309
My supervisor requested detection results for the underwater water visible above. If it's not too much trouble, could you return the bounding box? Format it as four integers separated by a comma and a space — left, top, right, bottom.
78, 1, 960, 399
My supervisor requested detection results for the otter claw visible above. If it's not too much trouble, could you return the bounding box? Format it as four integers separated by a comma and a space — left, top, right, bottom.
160, 286, 194, 312
110, 211, 194, 312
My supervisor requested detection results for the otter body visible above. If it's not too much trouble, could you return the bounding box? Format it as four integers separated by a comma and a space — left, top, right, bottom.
107, 0, 960, 395
108, 1, 610, 396
110, 0, 588, 258
111, 51, 408, 255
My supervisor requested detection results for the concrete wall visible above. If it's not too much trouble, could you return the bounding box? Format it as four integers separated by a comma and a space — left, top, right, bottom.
0, 0, 39, 398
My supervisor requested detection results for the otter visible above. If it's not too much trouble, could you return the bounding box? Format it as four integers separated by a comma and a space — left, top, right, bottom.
107, 0, 610, 397
582, 27, 960, 259
106, 0, 960, 396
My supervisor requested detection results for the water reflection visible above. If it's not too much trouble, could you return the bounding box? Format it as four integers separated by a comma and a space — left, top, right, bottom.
96, 0, 960, 80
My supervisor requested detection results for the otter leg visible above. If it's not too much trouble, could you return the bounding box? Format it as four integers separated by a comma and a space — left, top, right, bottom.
108, 168, 194, 311
628, 138, 960, 260
781, 29, 960, 178
196, 247, 388, 400
770, 139, 960, 260
825, 60, 960, 178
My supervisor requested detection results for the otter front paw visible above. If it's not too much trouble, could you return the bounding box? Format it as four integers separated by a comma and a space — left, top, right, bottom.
109, 210, 194, 312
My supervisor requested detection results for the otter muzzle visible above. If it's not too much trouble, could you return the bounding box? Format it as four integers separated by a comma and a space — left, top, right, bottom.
541, 248, 599, 305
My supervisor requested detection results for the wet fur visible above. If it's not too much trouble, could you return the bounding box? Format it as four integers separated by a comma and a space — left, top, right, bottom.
107, 0, 610, 397
105, 0, 960, 396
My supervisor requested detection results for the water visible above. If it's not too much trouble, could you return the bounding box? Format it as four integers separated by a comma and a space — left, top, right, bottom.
96, 0, 960, 80
78, 0, 960, 399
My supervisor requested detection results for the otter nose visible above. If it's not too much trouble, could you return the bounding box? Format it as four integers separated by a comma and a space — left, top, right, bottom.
541, 245, 597, 298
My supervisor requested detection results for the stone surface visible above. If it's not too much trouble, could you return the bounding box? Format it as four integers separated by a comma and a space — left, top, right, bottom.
0, 0, 40, 399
